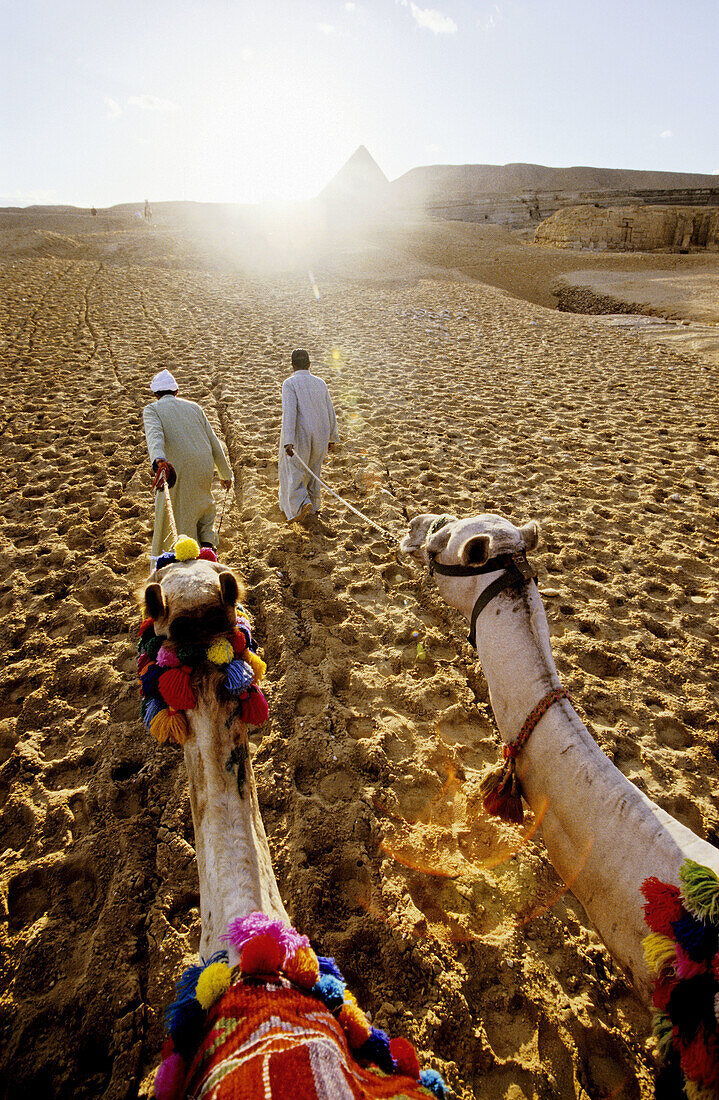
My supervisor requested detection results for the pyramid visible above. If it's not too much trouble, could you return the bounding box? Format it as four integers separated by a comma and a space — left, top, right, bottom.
319, 146, 390, 206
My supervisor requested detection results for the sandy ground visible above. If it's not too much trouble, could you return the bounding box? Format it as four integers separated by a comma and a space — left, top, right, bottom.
1, 210, 718, 1100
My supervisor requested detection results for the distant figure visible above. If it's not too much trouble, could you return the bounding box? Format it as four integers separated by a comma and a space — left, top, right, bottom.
143, 369, 232, 567
144, 199, 152, 223
279, 349, 338, 522
91, 207, 97, 217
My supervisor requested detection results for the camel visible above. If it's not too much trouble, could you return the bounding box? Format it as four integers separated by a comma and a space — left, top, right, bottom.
400, 513, 719, 1000
138, 544, 446, 1100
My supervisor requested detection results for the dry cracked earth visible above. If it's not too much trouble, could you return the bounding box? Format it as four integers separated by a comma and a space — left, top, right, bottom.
1, 216, 718, 1100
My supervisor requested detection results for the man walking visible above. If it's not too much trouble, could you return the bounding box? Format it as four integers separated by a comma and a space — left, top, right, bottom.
279, 349, 338, 522
143, 368, 232, 565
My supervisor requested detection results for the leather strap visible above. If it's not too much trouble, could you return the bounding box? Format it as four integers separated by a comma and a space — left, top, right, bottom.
431, 551, 517, 578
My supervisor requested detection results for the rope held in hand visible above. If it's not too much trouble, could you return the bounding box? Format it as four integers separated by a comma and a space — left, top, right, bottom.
291, 453, 398, 543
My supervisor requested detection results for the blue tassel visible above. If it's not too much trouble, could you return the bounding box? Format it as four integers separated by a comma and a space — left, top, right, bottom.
358, 1027, 395, 1074
313, 973, 345, 1010
140, 664, 161, 697
156, 552, 176, 570
317, 956, 344, 981
671, 912, 718, 962
420, 1068, 447, 1098
142, 697, 164, 731
169, 998, 205, 1059
223, 659, 254, 695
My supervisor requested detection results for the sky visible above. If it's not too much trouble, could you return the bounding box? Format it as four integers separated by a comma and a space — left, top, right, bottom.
2, 0, 717, 207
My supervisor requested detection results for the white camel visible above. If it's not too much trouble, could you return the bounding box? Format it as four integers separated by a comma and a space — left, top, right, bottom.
140, 553, 445, 1100
401, 512, 719, 1001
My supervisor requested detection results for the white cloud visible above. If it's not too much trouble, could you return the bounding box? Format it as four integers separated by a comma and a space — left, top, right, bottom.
345, 2, 356, 9
660, 129, 673, 139
104, 96, 122, 119
127, 94, 179, 113
397, 0, 457, 34
317, 22, 337, 34
3, 188, 58, 206
426, 143, 442, 153
240, 47, 253, 62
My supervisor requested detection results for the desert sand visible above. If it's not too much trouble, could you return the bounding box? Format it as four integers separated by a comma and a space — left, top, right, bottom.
1, 208, 718, 1100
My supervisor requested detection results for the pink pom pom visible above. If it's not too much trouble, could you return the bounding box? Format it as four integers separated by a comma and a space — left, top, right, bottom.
198, 547, 218, 562
154, 1053, 186, 1100
157, 645, 181, 669
223, 912, 309, 962
675, 944, 708, 980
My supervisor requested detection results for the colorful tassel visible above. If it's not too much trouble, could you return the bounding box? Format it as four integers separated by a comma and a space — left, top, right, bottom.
244, 650, 266, 684
167, 710, 190, 746
138, 617, 154, 638
169, 998, 205, 1059
284, 945, 320, 989
358, 1027, 395, 1074
390, 1037, 420, 1080
142, 697, 165, 731
314, 973, 346, 1011
207, 640, 234, 666
138, 653, 152, 674
641, 876, 685, 937
146, 635, 164, 661
672, 912, 718, 963
643, 932, 677, 976
338, 1000, 371, 1048
318, 956, 344, 981
230, 630, 247, 656
156, 551, 176, 570
653, 976, 677, 1013
223, 659, 254, 695
684, 1079, 717, 1100
174, 537, 201, 562
240, 932, 284, 975
195, 961, 231, 1010
223, 912, 309, 961
678, 1027, 719, 1090
676, 945, 709, 980
175, 643, 205, 667
681, 861, 719, 924
668, 974, 717, 1042
159, 667, 196, 711
157, 645, 181, 669
420, 1068, 447, 1098
241, 686, 269, 727
479, 760, 524, 824
140, 663, 162, 697
652, 1010, 675, 1060
154, 1053, 186, 1100
198, 547, 218, 562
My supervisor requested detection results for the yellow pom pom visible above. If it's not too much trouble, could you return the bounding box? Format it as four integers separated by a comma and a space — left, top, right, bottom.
642, 932, 676, 976
284, 945, 320, 990
338, 1001, 371, 1049
149, 709, 172, 744
167, 709, 190, 746
174, 536, 200, 562
207, 640, 234, 666
244, 650, 267, 684
195, 961, 231, 1010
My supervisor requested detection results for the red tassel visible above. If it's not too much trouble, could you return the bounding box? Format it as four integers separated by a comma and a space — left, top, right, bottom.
678, 1028, 719, 1090
389, 1037, 420, 1080
640, 877, 684, 936
198, 547, 218, 562
652, 976, 676, 1012
161, 1037, 175, 1060
240, 933, 284, 976
481, 762, 524, 823
137, 653, 152, 674
241, 687, 269, 727
159, 667, 196, 711
231, 631, 247, 656
138, 616, 154, 636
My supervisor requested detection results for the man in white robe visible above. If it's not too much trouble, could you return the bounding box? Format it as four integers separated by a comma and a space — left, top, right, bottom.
143, 369, 232, 563
278, 349, 338, 522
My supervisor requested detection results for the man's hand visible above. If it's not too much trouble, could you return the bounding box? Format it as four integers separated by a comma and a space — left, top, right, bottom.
152, 459, 176, 490
327, 442, 336, 451
285, 444, 295, 457
220, 478, 232, 490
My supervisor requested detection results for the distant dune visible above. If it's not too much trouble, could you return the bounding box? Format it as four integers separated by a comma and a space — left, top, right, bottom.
392, 162, 719, 203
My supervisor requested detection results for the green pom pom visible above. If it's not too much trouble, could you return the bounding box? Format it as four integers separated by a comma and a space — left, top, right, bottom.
679, 859, 719, 923
145, 635, 164, 661
176, 644, 205, 667
651, 1009, 674, 1060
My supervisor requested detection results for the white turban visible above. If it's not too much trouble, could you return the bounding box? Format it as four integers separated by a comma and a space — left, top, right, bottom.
150, 369, 178, 393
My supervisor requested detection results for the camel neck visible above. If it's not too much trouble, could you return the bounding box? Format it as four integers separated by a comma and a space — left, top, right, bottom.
184, 694, 288, 962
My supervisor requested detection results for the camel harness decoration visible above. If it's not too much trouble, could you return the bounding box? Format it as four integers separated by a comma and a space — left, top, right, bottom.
402, 512, 719, 1100
138, 536, 447, 1100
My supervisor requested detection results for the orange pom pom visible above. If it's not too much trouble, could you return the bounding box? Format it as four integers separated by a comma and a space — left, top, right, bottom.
239, 933, 284, 976
338, 1000, 371, 1048
284, 945, 320, 990
149, 708, 172, 744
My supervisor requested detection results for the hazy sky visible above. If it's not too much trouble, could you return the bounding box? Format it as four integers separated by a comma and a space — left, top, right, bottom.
2, 0, 717, 207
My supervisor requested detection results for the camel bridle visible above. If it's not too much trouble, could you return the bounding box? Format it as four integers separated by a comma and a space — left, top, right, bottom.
425, 518, 538, 649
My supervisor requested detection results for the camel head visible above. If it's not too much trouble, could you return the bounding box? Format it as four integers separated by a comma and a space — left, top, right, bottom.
400, 512, 540, 614
142, 559, 244, 646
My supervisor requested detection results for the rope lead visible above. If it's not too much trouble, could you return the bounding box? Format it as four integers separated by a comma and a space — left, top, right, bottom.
291, 453, 399, 544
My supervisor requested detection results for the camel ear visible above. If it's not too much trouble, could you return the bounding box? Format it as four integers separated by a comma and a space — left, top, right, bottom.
426, 524, 453, 556
519, 521, 540, 551
459, 535, 491, 567
219, 570, 239, 608
144, 583, 166, 620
